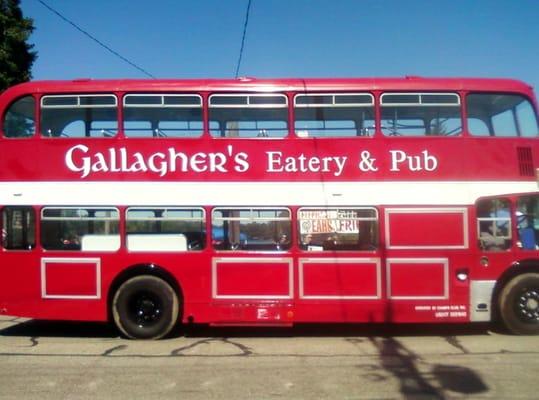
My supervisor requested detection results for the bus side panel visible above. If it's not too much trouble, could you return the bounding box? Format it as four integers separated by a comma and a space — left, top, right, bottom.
0, 252, 107, 321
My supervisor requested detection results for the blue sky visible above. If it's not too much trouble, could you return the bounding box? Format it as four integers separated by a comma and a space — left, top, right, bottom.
20, 0, 539, 92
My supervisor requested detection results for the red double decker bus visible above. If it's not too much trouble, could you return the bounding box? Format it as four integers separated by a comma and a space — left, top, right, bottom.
0, 77, 537, 339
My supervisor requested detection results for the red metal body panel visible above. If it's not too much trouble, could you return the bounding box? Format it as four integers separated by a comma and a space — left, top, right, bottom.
42, 258, 99, 297
213, 258, 292, 298
388, 260, 447, 298
387, 210, 467, 248
0, 137, 535, 182
300, 258, 379, 298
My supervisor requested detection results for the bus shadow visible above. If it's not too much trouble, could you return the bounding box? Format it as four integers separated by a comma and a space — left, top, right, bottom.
0, 319, 494, 339
181, 322, 493, 338
366, 336, 489, 399
0, 319, 118, 339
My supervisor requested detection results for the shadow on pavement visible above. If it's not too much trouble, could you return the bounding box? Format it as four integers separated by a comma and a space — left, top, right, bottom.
0, 319, 494, 339
0, 319, 118, 339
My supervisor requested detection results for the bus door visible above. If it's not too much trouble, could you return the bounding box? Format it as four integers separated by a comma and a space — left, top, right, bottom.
383, 207, 471, 323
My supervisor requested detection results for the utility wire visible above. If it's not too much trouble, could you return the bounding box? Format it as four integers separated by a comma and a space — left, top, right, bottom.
234, 0, 252, 78
37, 0, 156, 78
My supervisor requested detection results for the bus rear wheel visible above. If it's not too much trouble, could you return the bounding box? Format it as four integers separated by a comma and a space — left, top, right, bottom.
112, 275, 179, 339
499, 273, 539, 335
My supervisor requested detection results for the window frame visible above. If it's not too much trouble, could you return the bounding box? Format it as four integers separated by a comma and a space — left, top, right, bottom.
1, 206, 36, 250
476, 198, 512, 251
125, 206, 206, 251
293, 92, 375, 138
40, 94, 118, 138
466, 92, 539, 138
208, 93, 289, 139
2, 95, 36, 139
211, 206, 292, 252
40, 206, 120, 251
297, 206, 379, 251
380, 92, 462, 137
123, 94, 203, 138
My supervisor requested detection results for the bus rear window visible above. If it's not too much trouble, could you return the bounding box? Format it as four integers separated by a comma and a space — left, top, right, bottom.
41, 95, 118, 138
209, 94, 288, 138
467, 94, 539, 137
381, 93, 462, 136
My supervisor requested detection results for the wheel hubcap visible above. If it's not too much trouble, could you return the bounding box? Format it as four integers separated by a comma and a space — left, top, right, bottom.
129, 292, 162, 327
517, 289, 539, 322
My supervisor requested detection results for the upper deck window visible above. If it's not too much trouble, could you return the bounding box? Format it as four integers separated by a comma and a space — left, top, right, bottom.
41, 95, 118, 138
3, 96, 35, 138
123, 94, 203, 138
209, 94, 288, 138
294, 93, 375, 138
467, 94, 539, 137
381, 93, 462, 136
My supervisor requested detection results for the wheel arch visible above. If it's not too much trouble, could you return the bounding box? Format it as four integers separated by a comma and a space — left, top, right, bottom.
491, 258, 539, 322
107, 263, 184, 323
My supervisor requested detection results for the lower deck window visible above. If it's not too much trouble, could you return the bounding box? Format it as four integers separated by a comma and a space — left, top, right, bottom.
2, 206, 35, 250
126, 208, 205, 251
212, 208, 291, 251
298, 207, 378, 251
476, 199, 511, 251
517, 195, 539, 250
40, 207, 120, 251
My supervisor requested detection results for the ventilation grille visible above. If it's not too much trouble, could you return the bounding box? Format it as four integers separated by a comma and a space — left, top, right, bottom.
517, 147, 535, 176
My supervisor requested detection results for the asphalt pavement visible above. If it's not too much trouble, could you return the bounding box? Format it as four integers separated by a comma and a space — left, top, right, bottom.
0, 316, 538, 399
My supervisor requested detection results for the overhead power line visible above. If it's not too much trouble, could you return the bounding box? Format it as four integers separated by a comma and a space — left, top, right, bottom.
37, 0, 156, 78
235, 0, 252, 78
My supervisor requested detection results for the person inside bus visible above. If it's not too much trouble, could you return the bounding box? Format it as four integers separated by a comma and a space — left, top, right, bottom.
301, 234, 313, 249
276, 233, 290, 251
322, 233, 340, 250
477, 200, 511, 251
61, 234, 81, 250
517, 211, 537, 250
479, 228, 506, 251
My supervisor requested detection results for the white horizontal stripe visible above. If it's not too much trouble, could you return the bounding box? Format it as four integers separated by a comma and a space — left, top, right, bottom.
0, 181, 536, 206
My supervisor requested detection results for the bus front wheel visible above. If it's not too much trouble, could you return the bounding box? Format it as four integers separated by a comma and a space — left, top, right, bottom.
499, 273, 539, 335
112, 275, 179, 339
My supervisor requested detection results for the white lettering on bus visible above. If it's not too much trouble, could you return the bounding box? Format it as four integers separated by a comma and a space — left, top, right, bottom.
389, 150, 438, 172
266, 151, 347, 177
65, 145, 250, 178
66, 146, 439, 178
234, 152, 249, 172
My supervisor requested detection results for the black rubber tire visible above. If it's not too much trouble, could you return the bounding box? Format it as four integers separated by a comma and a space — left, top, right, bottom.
499, 273, 539, 335
112, 275, 179, 339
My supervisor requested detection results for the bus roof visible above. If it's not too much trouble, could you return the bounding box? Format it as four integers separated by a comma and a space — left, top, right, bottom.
1, 77, 535, 98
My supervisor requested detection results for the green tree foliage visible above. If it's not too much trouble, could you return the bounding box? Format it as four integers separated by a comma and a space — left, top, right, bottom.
0, 0, 37, 92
